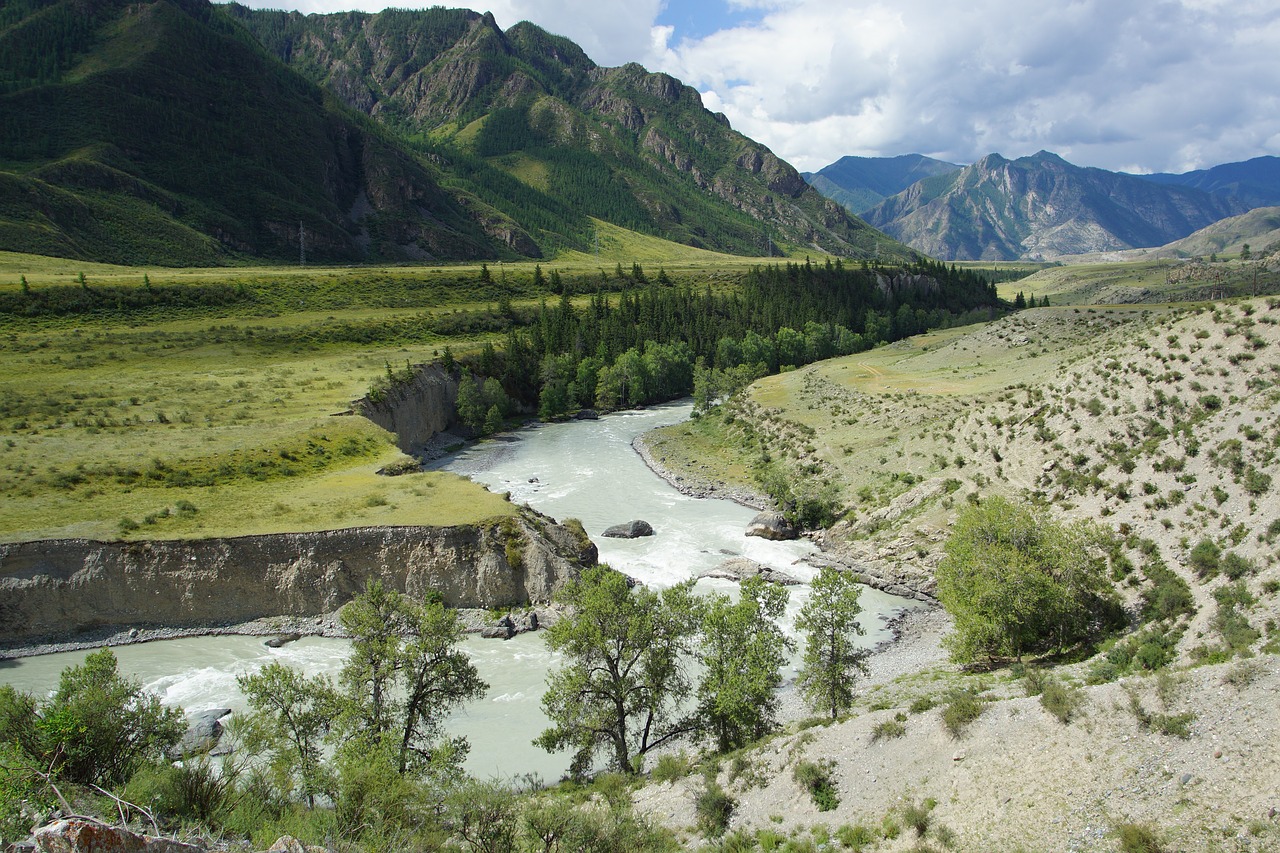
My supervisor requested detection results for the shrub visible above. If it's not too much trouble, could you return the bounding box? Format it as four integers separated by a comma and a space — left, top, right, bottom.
1188, 538, 1221, 579
124, 758, 236, 826
908, 695, 937, 714
936, 497, 1123, 663
870, 719, 907, 742
835, 824, 876, 851
1220, 552, 1256, 580
940, 689, 985, 738
650, 752, 692, 784
898, 799, 935, 838
792, 759, 839, 811
1117, 822, 1166, 853
1039, 678, 1086, 724
2, 650, 184, 786
695, 774, 736, 837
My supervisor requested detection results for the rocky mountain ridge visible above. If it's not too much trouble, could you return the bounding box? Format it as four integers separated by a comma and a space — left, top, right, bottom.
0, 0, 895, 266
225, 4, 890, 259
862, 151, 1249, 260
802, 153, 961, 214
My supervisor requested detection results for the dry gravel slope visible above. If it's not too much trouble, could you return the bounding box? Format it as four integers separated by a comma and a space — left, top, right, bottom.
631, 297, 1280, 851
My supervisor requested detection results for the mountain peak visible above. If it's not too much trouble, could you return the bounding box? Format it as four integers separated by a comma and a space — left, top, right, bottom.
863, 151, 1250, 261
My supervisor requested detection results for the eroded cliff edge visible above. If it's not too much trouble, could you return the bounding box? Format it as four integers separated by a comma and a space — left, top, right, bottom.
0, 508, 596, 647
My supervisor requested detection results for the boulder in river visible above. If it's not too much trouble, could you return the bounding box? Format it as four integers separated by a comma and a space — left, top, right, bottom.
697, 557, 801, 586
745, 511, 798, 541
264, 632, 301, 648
171, 708, 232, 759
602, 520, 655, 539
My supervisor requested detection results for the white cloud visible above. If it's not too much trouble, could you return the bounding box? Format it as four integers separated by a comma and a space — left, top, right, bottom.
643, 0, 1280, 173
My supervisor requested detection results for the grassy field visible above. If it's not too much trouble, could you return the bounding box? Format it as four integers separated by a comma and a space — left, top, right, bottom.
0, 230, 1049, 544
0, 306, 518, 542
0, 219, 806, 543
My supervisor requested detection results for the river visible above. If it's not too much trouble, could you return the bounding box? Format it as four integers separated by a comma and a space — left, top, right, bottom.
0, 402, 917, 781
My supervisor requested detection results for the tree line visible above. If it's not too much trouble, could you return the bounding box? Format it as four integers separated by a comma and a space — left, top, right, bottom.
0, 566, 869, 849
451, 258, 1004, 431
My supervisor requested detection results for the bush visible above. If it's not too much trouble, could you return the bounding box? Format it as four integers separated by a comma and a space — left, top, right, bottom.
835, 823, 876, 851
908, 695, 937, 714
1117, 822, 1166, 853
898, 798, 935, 837
1039, 678, 1086, 724
2, 650, 184, 786
870, 719, 907, 742
695, 774, 736, 837
1220, 552, 1256, 580
936, 497, 1122, 663
792, 759, 839, 811
940, 689, 985, 738
650, 752, 692, 783
124, 759, 236, 826
1188, 538, 1221, 579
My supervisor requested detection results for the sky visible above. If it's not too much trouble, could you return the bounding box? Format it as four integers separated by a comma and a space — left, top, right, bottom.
235, 0, 1280, 175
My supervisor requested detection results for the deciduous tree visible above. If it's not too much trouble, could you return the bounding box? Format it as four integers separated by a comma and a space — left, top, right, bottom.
796, 567, 868, 720
936, 497, 1122, 663
535, 567, 699, 775
696, 576, 793, 752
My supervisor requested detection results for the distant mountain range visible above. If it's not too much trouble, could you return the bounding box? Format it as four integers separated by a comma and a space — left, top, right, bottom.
807, 152, 1280, 261
0, 0, 893, 266
801, 155, 960, 214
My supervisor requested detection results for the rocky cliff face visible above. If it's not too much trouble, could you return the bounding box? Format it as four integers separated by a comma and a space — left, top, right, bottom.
227, 6, 898, 259
360, 363, 459, 453
0, 508, 595, 646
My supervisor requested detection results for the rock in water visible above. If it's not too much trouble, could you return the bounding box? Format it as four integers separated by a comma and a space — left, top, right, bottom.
745, 511, 798, 541
170, 708, 232, 759
602, 520, 655, 538
697, 557, 801, 586
264, 632, 301, 648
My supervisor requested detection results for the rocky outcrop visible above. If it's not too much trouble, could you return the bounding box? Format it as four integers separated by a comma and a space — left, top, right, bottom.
33, 819, 206, 853
360, 363, 458, 453
0, 509, 593, 647
602, 520, 654, 539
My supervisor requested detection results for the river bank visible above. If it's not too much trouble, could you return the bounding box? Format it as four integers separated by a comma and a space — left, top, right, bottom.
631, 431, 769, 510
0, 605, 566, 660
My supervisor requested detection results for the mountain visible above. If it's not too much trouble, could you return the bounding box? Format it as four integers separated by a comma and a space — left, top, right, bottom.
1133, 156, 1280, 210
0, 0, 896, 266
1057, 206, 1280, 263
0, 0, 536, 265
222, 5, 889, 261
862, 151, 1249, 261
802, 154, 961, 214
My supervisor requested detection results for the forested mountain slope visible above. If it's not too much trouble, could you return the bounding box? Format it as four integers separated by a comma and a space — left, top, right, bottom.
0, 0, 532, 265
225, 5, 893, 260
0, 0, 899, 265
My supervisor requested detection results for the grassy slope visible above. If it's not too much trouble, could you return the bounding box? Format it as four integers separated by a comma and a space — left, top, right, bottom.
1003, 255, 1280, 305
0, 226, 783, 543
